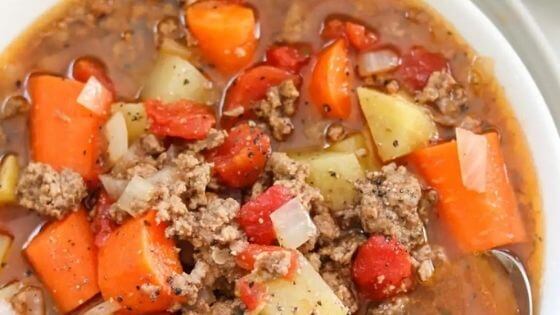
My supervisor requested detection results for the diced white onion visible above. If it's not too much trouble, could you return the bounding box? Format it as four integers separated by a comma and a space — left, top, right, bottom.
115, 176, 155, 216
147, 167, 178, 186
82, 299, 121, 315
456, 128, 488, 193
99, 175, 129, 200
104, 112, 129, 165
0, 300, 16, 315
270, 199, 317, 249
357, 49, 400, 77
0, 283, 44, 315
77, 77, 112, 116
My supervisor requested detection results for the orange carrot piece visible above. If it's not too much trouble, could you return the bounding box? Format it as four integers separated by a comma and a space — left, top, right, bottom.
25, 209, 99, 313
98, 211, 184, 313
309, 39, 352, 119
408, 133, 526, 253
186, 1, 257, 73
28, 75, 104, 180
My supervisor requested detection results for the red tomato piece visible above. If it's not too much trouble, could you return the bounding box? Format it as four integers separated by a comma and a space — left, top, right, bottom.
266, 45, 311, 73
235, 244, 299, 280
91, 192, 118, 248
72, 56, 116, 95
396, 46, 449, 90
236, 277, 267, 311
222, 65, 299, 129
237, 185, 294, 245
207, 122, 271, 188
352, 236, 413, 301
145, 99, 216, 140
344, 21, 378, 52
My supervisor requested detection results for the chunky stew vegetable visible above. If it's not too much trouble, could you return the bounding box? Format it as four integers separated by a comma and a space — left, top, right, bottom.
0, 0, 542, 314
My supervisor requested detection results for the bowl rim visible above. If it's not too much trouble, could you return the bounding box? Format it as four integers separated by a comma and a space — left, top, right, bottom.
0, 0, 559, 313
425, 0, 560, 313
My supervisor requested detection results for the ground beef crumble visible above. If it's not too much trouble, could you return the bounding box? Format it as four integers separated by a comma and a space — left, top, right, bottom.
17, 163, 87, 218
254, 80, 299, 141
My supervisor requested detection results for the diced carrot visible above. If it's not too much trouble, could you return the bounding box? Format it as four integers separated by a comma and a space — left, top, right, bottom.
25, 209, 99, 313
145, 99, 216, 140
207, 122, 271, 188
186, 1, 257, 73
222, 65, 299, 129
407, 133, 527, 253
98, 211, 184, 313
28, 75, 104, 180
309, 39, 352, 119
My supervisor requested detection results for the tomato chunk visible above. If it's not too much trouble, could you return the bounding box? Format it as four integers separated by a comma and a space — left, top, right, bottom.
352, 236, 413, 301
309, 39, 352, 119
91, 192, 117, 248
396, 46, 449, 90
235, 244, 299, 280
72, 56, 115, 95
236, 277, 267, 311
322, 19, 378, 52
222, 65, 299, 128
145, 99, 216, 140
207, 123, 271, 188
237, 185, 294, 245
266, 45, 311, 73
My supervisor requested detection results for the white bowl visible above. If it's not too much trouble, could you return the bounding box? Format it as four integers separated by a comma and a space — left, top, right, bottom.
0, 0, 559, 313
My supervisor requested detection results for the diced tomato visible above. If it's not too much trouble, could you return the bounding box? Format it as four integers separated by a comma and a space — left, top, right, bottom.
91, 192, 118, 248
344, 22, 378, 51
72, 56, 116, 95
352, 236, 413, 301
236, 277, 267, 311
266, 45, 311, 73
222, 65, 300, 129
235, 244, 299, 280
207, 122, 271, 188
237, 185, 294, 245
322, 19, 378, 52
145, 99, 216, 140
396, 46, 449, 90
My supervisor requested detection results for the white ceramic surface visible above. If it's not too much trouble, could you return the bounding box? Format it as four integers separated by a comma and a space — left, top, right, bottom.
0, 0, 559, 314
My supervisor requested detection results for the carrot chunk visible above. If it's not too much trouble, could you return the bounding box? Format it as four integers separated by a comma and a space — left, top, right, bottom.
309, 39, 352, 119
98, 211, 184, 313
407, 133, 526, 252
25, 209, 100, 313
28, 75, 104, 180
186, 1, 257, 73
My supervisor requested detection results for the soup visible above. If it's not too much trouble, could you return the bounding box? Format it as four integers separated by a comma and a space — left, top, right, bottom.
0, 0, 542, 314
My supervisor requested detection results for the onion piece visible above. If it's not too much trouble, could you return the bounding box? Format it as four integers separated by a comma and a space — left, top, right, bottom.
270, 199, 317, 249
77, 77, 112, 116
99, 175, 129, 200
82, 299, 121, 315
357, 49, 400, 77
104, 112, 129, 165
147, 167, 178, 186
0, 300, 16, 315
0, 282, 45, 315
456, 128, 488, 193
0, 233, 12, 269
115, 176, 155, 216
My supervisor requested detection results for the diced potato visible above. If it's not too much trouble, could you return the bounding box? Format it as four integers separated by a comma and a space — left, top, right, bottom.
0, 233, 12, 270
111, 103, 148, 142
0, 155, 19, 205
104, 112, 129, 165
260, 255, 348, 315
141, 54, 217, 104
357, 87, 437, 161
291, 152, 364, 210
328, 131, 382, 171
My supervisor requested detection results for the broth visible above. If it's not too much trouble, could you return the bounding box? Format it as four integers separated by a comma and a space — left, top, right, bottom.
0, 0, 543, 314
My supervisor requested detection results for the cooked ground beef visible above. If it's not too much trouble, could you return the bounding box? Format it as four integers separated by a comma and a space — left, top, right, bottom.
368, 296, 410, 315
252, 249, 293, 281
1, 95, 30, 120
322, 265, 359, 313
17, 163, 87, 219
254, 80, 299, 141
326, 123, 348, 143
